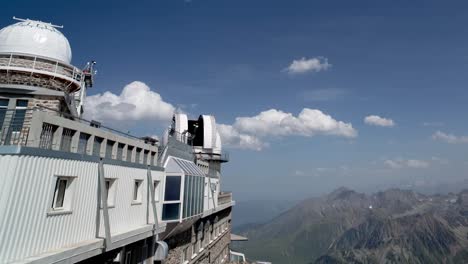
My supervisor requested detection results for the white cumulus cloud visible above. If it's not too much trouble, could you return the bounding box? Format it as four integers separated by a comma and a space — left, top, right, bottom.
83, 82, 356, 152
285, 57, 331, 74
216, 108, 356, 151
234, 108, 357, 138
364, 115, 395, 127
384, 159, 430, 169
84, 81, 175, 122
432, 131, 468, 144
217, 124, 266, 151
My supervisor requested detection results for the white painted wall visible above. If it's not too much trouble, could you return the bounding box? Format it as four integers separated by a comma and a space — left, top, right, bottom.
204, 177, 219, 211
0, 155, 164, 263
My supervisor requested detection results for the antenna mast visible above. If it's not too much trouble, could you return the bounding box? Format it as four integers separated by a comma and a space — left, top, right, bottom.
12, 16, 64, 28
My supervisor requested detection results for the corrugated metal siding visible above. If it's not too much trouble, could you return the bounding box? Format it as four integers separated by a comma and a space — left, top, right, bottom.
0, 155, 164, 263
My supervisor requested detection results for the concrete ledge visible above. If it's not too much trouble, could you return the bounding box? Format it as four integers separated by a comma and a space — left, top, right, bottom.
202, 201, 235, 218
10, 224, 167, 264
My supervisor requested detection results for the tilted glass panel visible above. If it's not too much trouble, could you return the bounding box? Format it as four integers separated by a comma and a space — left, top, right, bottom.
183, 176, 189, 218
199, 177, 203, 214
190, 176, 194, 218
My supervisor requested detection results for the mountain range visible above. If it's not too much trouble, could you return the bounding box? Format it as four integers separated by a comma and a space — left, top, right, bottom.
233, 187, 468, 264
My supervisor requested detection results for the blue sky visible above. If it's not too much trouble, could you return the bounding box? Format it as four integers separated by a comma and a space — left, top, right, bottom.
3, 0, 468, 200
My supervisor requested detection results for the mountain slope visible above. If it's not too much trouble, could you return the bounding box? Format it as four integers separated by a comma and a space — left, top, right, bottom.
234, 188, 468, 264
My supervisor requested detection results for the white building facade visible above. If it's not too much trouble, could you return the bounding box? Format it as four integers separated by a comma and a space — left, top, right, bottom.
0, 18, 235, 264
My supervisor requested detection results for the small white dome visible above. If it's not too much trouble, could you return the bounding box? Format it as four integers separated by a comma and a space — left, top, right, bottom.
0, 19, 72, 64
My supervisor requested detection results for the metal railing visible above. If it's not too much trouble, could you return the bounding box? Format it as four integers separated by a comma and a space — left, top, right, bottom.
167, 129, 191, 144
0, 53, 82, 92
37, 105, 148, 142
0, 53, 82, 82
0, 107, 159, 166
166, 129, 230, 162
218, 192, 232, 205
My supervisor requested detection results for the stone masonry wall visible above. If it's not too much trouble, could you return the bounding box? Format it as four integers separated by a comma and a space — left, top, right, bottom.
164, 208, 232, 264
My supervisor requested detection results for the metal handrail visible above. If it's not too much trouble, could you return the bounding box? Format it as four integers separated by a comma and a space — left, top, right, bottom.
0, 53, 83, 83
34, 105, 148, 142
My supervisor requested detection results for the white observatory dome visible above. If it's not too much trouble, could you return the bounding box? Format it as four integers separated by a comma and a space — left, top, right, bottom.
0, 19, 72, 64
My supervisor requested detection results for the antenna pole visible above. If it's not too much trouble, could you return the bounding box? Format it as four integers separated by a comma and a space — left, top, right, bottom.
12, 16, 64, 28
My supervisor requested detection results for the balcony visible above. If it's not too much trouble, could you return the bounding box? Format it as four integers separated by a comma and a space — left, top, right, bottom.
193, 151, 229, 163
218, 192, 232, 205
0, 107, 158, 166
0, 53, 83, 92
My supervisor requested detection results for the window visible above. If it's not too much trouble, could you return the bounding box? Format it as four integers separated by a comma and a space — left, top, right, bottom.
162, 175, 182, 221
142, 244, 148, 262
150, 151, 156, 166
162, 203, 180, 221
50, 176, 75, 213
182, 175, 204, 219
39, 123, 57, 149
153, 180, 160, 202
60, 128, 75, 152
103, 178, 116, 207
117, 143, 125, 160
182, 247, 190, 263
52, 178, 67, 209
77, 133, 90, 154
11, 99, 27, 133
165, 176, 181, 201
192, 242, 197, 258
0, 99, 8, 128
93, 137, 103, 156
126, 146, 134, 162
125, 251, 132, 264
133, 180, 143, 203
105, 140, 115, 159
198, 233, 203, 252
143, 150, 149, 165
135, 148, 142, 163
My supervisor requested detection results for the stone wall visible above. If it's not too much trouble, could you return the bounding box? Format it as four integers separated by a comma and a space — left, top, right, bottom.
30, 96, 63, 113
164, 207, 232, 264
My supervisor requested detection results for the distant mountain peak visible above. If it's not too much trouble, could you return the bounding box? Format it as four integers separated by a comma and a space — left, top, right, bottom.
327, 187, 363, 201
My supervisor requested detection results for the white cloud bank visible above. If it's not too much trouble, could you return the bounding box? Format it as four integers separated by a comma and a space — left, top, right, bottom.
432, 131, 468, 144
218, 108, 357, 150
384, 159, 430, 169
84, 82, 356, 151
217, 124, 266, 151
364, 115, 395, 127
285, 57, 331, 74
84, 81, 175, 122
